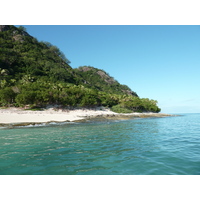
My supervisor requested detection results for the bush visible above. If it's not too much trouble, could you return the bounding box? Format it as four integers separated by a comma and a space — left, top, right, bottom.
111, 104, 133, 113
0, 87, 16, 106
15, 90, 37, 106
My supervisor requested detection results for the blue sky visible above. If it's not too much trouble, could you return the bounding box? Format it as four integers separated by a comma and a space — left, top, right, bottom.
18, 25, 200, 113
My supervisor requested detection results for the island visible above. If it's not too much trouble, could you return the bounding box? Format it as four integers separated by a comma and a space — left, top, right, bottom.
0, 25, 167, 127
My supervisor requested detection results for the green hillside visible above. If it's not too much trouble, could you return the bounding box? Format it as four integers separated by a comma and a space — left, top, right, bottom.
74, 66, 138, 96
0, 25, 161, 113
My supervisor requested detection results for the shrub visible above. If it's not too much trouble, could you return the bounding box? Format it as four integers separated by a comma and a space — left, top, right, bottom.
15, 90, 37, 106
0, 87, 16, 106
111, 104, 133, 113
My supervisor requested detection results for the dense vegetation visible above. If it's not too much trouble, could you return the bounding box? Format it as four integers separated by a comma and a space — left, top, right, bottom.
0, 25, 161, 113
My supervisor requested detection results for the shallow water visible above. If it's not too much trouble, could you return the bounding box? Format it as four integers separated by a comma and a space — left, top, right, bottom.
0, 114, 199, 175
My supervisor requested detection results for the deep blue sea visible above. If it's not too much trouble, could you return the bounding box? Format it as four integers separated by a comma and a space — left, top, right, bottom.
0, 113, 199, 175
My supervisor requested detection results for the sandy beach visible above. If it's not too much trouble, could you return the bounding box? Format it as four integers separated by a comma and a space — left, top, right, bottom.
0, 106, 173, 126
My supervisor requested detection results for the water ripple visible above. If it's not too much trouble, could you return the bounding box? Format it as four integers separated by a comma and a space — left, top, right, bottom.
0, 114, 200, 174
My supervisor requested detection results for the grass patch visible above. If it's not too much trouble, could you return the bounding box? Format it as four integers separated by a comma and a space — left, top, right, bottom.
25, 106, 44, 111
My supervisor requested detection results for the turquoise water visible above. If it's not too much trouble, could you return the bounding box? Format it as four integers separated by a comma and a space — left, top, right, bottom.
0, 114, 199, 175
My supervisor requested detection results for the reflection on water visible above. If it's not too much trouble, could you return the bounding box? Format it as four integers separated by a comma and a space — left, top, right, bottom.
0, 114, 200, 175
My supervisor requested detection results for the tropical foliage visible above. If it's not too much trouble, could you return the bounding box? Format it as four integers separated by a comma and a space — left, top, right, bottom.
0, 25, 161, 113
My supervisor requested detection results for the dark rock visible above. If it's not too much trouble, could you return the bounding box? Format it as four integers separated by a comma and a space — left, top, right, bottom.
0, 25, 10, 32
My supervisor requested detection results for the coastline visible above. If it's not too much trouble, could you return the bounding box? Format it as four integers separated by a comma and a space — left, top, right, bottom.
0, 106, 174, 127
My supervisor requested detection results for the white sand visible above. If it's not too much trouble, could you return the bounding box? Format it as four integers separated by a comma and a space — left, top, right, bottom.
0, 106, 172, 125
0, 107, 116, 124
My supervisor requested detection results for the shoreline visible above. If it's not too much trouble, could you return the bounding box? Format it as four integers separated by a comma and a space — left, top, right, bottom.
0, 107, 175, 128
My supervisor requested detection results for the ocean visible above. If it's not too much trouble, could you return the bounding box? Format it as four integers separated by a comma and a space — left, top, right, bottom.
0, 113, 199, 175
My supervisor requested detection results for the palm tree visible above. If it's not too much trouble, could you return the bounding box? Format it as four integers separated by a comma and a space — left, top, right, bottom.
0, 68, 9, 76
0, 68, 9, 88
